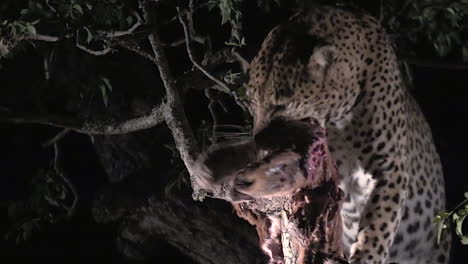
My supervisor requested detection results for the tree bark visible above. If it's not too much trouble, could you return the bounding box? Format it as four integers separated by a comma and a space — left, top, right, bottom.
91, 127, 266, 263
92, 175, 266, 264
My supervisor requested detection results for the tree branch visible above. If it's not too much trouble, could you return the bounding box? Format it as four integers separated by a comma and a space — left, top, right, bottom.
0, 103, 166, 135
177, 6, 248, 111
93, 180, 265, 263
76, 35, 113, 56
97, 21, 142, 38
141, 1, 200, 193
27, 32, 113, 56
115, 40, 156, 62
25, 29, 468, 72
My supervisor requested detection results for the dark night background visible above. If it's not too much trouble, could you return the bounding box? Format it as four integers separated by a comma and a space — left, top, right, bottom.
1, 1, 468, 263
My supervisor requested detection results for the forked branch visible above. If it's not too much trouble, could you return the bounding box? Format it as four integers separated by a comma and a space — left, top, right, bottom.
141, 1, 201, 193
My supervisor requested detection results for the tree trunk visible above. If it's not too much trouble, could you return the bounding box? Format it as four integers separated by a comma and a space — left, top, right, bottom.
91, 127, 267, 263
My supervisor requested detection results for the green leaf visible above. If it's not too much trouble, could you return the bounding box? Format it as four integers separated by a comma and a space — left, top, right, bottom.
126, 16, 133, 25
83, 27, 93, 44
99, 84, 108, 107
99, 76, 112, 107
435, 212, 450, 223
455, 212, 467, 237
26, 24, 36, 35
465, 192, 468, 199
231, 29, 240, 41
446, 7, 457, 16
73, 4, 83, 15
436, 220, 447, 245
101, 77, 112, 92
461, 236, 468, 245
219, 0, 232, 25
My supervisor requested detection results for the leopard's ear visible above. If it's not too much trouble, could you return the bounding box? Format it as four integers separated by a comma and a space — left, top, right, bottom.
307, 45, 338, 78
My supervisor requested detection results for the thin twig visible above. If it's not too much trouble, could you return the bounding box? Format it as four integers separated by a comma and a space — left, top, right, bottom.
232, 51, 250, 73
164, 36, 206, 47
161, 2, 212, 26
53, 142, 60, 172
188, 0, 196, 34
401, 61, 414, 90
43, 50, 54, 81
26, 34, 60, 42
116, 40, 156, 61
205, 89, 219, 144
97, 21, 142, 38
379, 0, 384, 23
76, 43, 113, 55
42, 128, 70, 148
53, 142, 78, 218
177, 7, 231, 94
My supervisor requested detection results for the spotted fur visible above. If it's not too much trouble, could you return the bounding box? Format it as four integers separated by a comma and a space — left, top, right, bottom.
242, 5, 451, 264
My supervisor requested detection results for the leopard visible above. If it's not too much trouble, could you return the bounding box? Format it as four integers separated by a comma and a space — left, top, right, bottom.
193, 4, 451, 264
